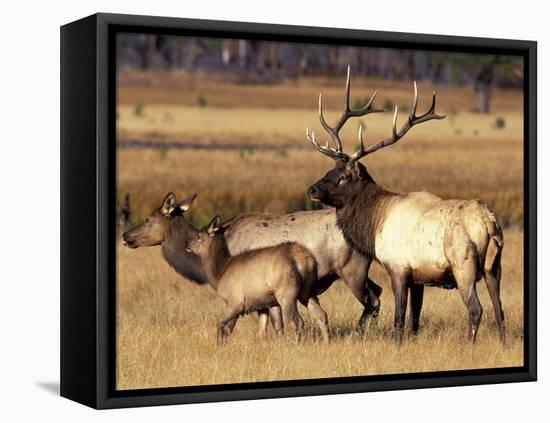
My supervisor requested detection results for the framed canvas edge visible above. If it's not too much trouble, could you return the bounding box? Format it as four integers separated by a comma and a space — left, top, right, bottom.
60, 13, 99, 409
97, 370, 535, 409
77, 12, 537, 409
525, 41, 537, 381
94, 12, 537, 50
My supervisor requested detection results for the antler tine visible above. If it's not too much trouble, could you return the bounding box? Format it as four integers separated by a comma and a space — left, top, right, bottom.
344, 65, 352, 113
348, 123, 366, 162
408, 81, 419, 124
313, 65, 385, 158
335, 65, 385, 131
306, 128, 345, 160
359, 123, 364, 147
408, 81, 445, 124
362, 90, 380, 112
392, 105, 398, 139
351, 82, 446, 161
318, 93, 340, 151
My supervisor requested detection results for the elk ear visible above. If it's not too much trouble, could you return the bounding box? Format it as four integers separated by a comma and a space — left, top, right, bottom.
207, 215, 222, 236
161, 192, 177, 216
355, 161, 373, 182
179, 193, 197, 212
348, 161, 369, 180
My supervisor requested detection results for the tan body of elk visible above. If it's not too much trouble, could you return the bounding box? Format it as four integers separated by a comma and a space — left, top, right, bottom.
122, 193, 381, 337
122, 193, 283, 335
187, 216, 329, 344
223, 208, 382, 329
305, 66, 505, 344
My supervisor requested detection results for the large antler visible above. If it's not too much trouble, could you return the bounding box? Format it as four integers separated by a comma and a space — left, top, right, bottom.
306, 65, 384, 160
349, 81, 446, 163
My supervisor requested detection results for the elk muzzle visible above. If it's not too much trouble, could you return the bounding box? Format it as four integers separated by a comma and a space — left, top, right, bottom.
308, 184, 322, 202
121, 231, 138, 249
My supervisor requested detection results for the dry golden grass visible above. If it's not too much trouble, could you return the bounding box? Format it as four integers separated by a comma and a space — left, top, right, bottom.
117, 69, 523, 113
116, 228, 523, 390
116, 72, 523, 225
117, 105, 522, 148
117, 140, 523, 227
117, 71, 523, 146
116, 72, 524, 390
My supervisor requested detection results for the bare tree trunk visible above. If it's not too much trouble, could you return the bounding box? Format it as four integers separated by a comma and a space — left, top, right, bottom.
477, 82, 491, 113
143, 35, 159, 70
238, 40, 248, 70
475, 57, 497, 114
221, 40, 231, 66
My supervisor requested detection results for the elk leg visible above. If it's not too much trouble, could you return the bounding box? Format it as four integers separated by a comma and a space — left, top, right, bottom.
223, 317, 238, 337
409, 284, 424, 334
306, 296, 329, 344
257, 309, 269, 339
269, 306, 284, 337
358, 277, 383, 330
278, 296, 303, 342
390, 273, 409, 345
338, 261, 381, 332
217, 306, 241, 345
453, 264, 483, 343
345, 280, 371, 331
365, 279, 383, 319
484, 257, 505, 344
459, 283, 483, 343
449, 239, 483, 343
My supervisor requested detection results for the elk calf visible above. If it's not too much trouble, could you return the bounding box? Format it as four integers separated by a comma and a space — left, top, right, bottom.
187, 216, 329, 344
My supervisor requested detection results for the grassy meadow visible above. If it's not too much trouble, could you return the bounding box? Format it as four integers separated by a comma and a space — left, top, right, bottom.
116, 70, 524, 390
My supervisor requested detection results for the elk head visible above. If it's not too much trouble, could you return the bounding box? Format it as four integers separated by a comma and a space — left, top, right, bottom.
306, 66, 445, 208
185, 215, 222, 258
122, 192, 197, 248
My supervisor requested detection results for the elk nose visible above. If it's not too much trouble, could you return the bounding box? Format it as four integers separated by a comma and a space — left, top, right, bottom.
121, 232, 131, 246
308, 186, 318, 198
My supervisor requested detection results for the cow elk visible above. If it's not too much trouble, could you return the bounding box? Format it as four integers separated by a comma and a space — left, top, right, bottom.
122, 192, 284, 336
187, 216, 329, 344
306, 66, 505, 345
122, 192, 383, 337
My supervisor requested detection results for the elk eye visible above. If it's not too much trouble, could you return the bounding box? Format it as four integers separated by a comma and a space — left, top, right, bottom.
144, 217, 150, 223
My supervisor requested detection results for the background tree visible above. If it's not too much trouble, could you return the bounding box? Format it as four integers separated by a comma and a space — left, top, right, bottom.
116, 33, 524, 111
441, 53, 524, 113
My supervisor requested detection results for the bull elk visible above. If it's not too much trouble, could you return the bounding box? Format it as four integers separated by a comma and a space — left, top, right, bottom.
306, 67, 505, 345
122, 192, 382, 337
187, 216, 328, 344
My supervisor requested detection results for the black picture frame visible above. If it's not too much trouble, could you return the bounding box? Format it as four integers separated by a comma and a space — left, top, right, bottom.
60, 12, 537, 409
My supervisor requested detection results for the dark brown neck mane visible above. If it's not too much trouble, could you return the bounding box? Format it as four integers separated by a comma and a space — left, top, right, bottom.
336, 181, 397, 259
161, 216, 208, 285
